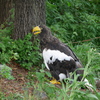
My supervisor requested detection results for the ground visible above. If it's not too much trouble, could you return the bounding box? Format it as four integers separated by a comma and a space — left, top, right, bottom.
0, 61, 33, 96
0, 61, 100, 98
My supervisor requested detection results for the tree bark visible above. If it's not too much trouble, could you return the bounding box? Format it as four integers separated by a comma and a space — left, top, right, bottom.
13, 0, 46, 40
0, 0, 12, 25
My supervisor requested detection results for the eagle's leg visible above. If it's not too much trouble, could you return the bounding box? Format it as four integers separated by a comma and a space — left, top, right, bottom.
50, 78, 61, 85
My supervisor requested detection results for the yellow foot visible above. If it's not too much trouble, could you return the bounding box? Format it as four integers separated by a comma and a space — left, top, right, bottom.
50, 79, 61, 85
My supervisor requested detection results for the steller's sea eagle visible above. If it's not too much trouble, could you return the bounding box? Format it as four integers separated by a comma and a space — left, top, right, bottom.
32, 25, 93, 91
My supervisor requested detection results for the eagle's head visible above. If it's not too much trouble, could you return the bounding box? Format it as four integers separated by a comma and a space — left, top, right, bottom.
32, 25, 54, 46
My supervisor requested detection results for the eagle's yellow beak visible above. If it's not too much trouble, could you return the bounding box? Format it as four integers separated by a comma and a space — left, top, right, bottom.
32, 26, 42, 35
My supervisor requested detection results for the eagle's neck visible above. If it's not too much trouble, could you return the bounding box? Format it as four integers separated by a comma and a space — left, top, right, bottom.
40, 36, 61, 52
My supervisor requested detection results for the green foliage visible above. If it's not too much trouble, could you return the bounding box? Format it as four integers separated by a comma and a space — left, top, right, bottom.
0, 92, 5, 100
46, 0, 100, 45
0, 36, 18, 64
69, 43, 100, 80
0, 64, 14, 80
0, 32, 42, 69
13, 34, 42, 69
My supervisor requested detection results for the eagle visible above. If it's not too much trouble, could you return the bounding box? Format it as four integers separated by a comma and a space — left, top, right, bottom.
32, 25, 93, 91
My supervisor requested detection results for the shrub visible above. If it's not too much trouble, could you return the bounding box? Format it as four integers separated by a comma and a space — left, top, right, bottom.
0, 36, 18, 63
13, 34, 42, 69
46, 0, 100, 45
0, 32, 42, 69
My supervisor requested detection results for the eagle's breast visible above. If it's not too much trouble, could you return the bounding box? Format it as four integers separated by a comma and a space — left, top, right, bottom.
43, 48, 74, 70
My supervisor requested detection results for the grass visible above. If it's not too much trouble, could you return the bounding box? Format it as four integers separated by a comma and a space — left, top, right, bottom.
0, 42, 100, 100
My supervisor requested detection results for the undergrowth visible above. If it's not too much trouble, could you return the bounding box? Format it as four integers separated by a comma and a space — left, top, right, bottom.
1, 42, 100, 100
14, 34, 42, 69
46, 0, 100, 45
0, 33, 42, 70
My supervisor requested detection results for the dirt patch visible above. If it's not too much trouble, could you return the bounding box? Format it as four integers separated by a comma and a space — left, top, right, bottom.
0, 61, 33, 96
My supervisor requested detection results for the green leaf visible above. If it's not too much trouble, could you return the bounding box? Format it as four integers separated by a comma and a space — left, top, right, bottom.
87, 94, 99, 100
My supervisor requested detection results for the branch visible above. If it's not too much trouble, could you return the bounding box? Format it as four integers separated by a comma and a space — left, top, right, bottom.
72, 37, 100, 44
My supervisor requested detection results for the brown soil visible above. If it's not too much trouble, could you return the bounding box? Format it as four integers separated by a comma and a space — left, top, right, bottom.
0, 61, 33, 96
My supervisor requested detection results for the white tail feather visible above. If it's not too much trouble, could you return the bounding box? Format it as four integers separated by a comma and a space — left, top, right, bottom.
84, 78, 93, 92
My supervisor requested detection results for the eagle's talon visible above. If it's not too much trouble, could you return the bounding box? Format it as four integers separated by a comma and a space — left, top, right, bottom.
50, 79, 61, 85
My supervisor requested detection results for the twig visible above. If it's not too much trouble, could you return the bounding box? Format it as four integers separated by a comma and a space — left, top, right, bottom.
72, 37, 100, 44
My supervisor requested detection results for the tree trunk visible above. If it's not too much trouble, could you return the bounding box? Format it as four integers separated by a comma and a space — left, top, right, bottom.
13, 0, 46, 40
0, 0, 12, 25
